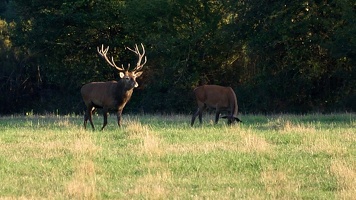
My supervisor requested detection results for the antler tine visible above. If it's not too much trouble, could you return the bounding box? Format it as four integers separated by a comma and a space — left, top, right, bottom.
136, 43, 147, 71
97, 44, 125, 71
126, 43, 147, 72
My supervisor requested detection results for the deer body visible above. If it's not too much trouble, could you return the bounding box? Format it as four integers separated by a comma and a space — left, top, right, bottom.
81, 44, 146, 130
191, 85, 241, 126
81, 80, 134, 130
82, 80, 135, 110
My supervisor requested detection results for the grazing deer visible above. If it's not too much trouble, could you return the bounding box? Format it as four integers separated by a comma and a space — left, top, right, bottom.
191, 85, 242, 126
81, 43, 147, 130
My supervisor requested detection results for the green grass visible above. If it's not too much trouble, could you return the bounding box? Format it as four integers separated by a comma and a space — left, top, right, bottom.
0, 113, 355, 199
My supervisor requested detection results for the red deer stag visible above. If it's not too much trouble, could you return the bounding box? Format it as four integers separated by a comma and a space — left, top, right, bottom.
81, 43, 146, 130
191, 85, 241, 126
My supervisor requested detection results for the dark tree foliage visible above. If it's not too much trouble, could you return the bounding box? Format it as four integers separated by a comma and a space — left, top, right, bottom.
0, 0, 354, 114
236, 0, 355, 112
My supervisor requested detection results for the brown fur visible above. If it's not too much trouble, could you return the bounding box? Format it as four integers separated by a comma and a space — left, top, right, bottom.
81, 72, 141, 130
191, 85, 241, 126
81, 44, 146, 130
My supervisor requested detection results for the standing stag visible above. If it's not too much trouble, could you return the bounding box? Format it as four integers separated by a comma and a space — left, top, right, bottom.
191, 85, 242, 126
81, 43, 147, 130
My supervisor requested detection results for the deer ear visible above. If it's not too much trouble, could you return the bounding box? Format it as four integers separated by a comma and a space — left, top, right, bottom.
134, 82, 139, 88
119, 72, 125, 78
135, 71, 143, 77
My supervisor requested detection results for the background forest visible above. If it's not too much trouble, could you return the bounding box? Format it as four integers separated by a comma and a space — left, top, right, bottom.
0, 0, 355, 114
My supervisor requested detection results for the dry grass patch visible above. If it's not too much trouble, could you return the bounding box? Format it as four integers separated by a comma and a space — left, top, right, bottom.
124, 120, 174, 199
139, 132, 162, 156
71, 129, 101, 157
239, 133, 272, 153
66, 160, 97, 199
1, 140, 68, 161
125, 121, 163, 156
302, 134, 347, 156
65, 129, 99, 199
0, 130, 71, 161
330, 159, 356, 199
128, 171, 172, 199
165, 130, 272, 154
261, 168, 299, 199
164, 124, 273, 154
125, 120, 151, 138
267, 117, 317, 134
282, 122, 317, 134
54, 117, 73, 127
339, 128, 356, 143
166, 141, 237, 154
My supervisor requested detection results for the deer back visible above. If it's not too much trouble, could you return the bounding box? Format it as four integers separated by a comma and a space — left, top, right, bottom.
194, 85, 233, 109
80, 79, 134, 109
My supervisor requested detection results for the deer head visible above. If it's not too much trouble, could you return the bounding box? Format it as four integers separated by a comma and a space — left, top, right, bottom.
97, 43, 147, 89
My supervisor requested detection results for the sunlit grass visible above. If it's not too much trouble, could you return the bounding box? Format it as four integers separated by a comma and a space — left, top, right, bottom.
331, 159, 356, 199
0, 113, 355, 199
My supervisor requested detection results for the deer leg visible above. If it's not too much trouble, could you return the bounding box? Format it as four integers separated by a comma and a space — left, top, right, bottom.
89, 107, 95, 130
215, 110, 221, 124
198, 104, 207, 125
117, 110, 123, 127
191, 109, 200, 126
198, 109, 203, 124
84, 109, 88, 129
85, 106, 95, 130
191, 102, 206, 126
101, 108, 108, 131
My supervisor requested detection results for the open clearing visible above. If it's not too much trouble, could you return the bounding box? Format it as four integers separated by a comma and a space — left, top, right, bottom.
0, 113, 355, 199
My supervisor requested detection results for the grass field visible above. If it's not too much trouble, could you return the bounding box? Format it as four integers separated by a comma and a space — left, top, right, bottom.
0, 113, 355, 199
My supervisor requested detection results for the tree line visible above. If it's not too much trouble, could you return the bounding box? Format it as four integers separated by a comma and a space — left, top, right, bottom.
0, 0, 355, 114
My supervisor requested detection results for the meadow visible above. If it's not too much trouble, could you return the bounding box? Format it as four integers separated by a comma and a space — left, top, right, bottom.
0, 113, 355, 199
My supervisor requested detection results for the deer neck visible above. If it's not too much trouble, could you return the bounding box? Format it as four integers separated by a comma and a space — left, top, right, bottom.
115, 81, 133, 96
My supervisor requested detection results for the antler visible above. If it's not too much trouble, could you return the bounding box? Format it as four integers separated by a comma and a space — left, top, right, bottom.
126, 43, 147, 72
97, 44, 125, 71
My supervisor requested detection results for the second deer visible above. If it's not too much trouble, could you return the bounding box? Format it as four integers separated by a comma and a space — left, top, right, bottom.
191, 85, 242, 126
